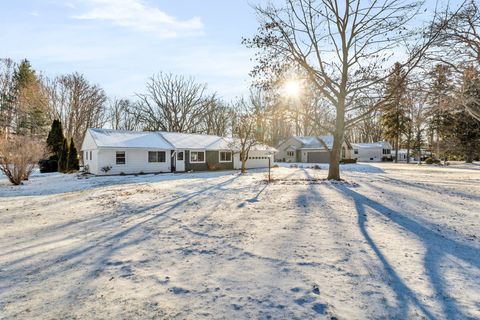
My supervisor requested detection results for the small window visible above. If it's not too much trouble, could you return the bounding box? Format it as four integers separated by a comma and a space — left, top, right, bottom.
177, 151, 184, 161
190, 151, 205, 163
148, 151, 166, 163
287, 151, 294, 157
116, 151, 125, 165
354, 149, 358, 155
219, 151, 232, 162
90, 151, 92, 160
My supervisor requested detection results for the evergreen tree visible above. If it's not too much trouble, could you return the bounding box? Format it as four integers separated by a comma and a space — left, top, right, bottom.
381, 63, 409, 162
46, 120, 65, 157
12, 59, 49, 136
67, 137, 80, 172
427, 64, 455, 160
59, 138, 69, 173
455, 68, 480, 162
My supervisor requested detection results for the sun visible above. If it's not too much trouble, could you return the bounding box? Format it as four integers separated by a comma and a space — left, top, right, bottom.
283, 79, 302, 98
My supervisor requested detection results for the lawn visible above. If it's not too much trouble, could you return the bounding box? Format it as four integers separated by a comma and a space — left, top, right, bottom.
0, 163, 479, 319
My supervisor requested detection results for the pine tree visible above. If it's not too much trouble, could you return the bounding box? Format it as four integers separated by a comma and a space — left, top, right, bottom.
455, 68, 480, 162
67, 137, 80, 172
46, 120, 65, 157
427, 64, 455, 160
59, 138, 69, 173
381, 63, 409, 162
12, 59, 48, 136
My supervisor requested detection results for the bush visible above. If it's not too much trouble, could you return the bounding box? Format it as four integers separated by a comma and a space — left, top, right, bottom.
0, 135, 45, 185
38, 158, 58, 173
101, 166, 112, 174
313, 164, 321, 170
425, 157, 441, 165
340, 158, 357, 164
208, 163, 220, 171
273, 164, 279, 168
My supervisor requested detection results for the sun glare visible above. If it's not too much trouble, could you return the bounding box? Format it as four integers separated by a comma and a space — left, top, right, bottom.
283, 79, 302, 98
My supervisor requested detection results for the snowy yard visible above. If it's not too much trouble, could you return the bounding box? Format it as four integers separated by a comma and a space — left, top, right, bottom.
0, 163, 479, 319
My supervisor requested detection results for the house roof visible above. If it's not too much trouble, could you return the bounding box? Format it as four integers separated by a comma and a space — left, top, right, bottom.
86, 129, 276, 153
352, 141, 392, 149
290, 135, 338, 150
160, 132, 224, 150
87, 129, 173, 149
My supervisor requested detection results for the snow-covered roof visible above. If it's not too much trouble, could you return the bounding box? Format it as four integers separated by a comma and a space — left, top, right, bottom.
213, 137, 277, 153
85, 129, 277, 153
87, 129, 173, 149
352, 141, 392, 149
292, 135, 335, 149
160, 132, 223, 150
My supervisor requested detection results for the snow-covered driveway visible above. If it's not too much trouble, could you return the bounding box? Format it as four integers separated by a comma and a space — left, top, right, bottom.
0, 163, 479, 319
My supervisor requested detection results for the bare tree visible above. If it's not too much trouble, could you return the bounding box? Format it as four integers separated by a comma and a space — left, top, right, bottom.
0, 135, 45, 185
108, 98, 142, 131
431, 0, 480, 120
202, 99, 232, 136
246, 0, 452, 179
136, 73, 216, 133
231, 96, 260, 174
45, 73, 107, 147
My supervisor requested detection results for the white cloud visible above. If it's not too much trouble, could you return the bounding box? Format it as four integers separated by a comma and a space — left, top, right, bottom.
74, 0, 203, 37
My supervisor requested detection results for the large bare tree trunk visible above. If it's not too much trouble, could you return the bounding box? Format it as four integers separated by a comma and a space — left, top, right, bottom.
328, 96, 346, 180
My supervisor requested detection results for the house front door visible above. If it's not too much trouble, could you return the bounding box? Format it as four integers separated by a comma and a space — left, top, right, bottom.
176, 150, 185, 172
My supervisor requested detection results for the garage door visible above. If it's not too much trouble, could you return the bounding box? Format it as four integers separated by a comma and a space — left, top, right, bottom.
307, 151, 330, 163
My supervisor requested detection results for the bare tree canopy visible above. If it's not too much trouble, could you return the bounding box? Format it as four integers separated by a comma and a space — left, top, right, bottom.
45, 72, 107, 147
245, 0, 453, 179
136, 73, 217, 133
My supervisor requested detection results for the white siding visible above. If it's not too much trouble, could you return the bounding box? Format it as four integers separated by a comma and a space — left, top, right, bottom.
234, 150, 274, 169
95, 148, 171, 175
354, 148, 384, 162
275, 137, 302, 162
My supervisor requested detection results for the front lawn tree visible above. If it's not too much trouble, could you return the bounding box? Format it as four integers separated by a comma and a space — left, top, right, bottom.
246, 0, 450, 180
232, 96, 259, 174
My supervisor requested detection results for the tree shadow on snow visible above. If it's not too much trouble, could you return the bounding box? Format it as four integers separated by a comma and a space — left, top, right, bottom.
330, 183, 480, 320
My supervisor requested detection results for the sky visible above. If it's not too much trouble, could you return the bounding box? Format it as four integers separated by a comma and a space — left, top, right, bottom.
0, 0, 261, 100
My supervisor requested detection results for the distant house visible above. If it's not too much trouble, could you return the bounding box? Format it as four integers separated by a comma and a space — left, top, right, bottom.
275, 136, 353, 163
351, 141, 392, 162
81, 129, 276, 175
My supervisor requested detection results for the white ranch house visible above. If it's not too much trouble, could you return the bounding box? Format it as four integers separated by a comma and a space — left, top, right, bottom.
81, 129, 276, 175
351, 141, 392, 162
275, 136, 354, 163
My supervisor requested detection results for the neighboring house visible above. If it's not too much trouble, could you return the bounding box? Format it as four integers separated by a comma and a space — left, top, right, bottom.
81, 129, 276, 175
275, 136, 353, 163
351, 141, 392, 162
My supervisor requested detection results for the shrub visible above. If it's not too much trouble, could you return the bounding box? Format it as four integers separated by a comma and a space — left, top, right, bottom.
67, 137, 80, 172
273, 164, 279, 168
313, 164, 321, 170
425, 157, 441, 165
101, 166, 112, 174
340, 158, 357, 164
208, 163, 220, 171
38, 158, 58, 173
0, 135, 45, 185
119, 171, 126, 176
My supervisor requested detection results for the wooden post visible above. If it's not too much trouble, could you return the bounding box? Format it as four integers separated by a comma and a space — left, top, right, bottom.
268, 155, 271, 182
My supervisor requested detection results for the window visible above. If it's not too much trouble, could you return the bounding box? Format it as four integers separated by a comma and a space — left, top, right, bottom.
177, 151, 184, 161
287, 151, 295, 157
190, 151, 205, 163
354, 149, 358, 155
90, 151, 92, 160
148, 151, 166, 163
116, 151, 125, 165
219, 151, 232, 162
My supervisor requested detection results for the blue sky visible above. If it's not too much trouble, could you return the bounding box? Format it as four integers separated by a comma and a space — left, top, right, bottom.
0, 0, 260, 100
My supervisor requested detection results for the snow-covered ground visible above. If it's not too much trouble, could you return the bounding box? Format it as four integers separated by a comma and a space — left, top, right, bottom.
0, 163, 479, 319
